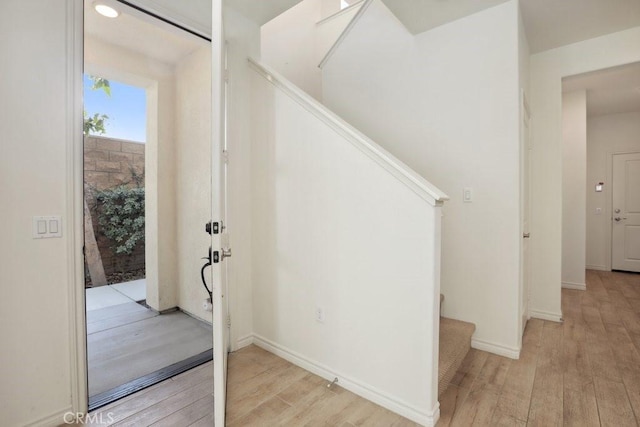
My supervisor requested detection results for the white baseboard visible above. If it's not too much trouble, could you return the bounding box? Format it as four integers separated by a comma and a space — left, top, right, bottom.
586, 265, 609, 272
236, 334, 254, 349
530, 309, 563, 323
251, 333, 439, 426
471, 338, 520, 360
562, 281, 586, 291
25, 406, 73, 427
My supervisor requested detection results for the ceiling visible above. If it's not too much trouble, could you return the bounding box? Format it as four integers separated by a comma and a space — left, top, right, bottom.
86, 0, 640, 116
123, 0, 212, 38
95, 1, 640, 58
521, 0, 640, 54
563, 62, 640, 117
380, 0, 510, 35
85, 0, 207, 65
224, 0, 306, 25
375, 0, 640, 55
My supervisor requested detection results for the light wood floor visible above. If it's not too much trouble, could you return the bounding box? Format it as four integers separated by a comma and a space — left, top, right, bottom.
439, 269, 640, 426
83, 269, 640, 426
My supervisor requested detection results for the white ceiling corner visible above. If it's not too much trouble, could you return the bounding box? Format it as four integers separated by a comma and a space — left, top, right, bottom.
563, 62, 640, 117
224, 0, 306, 25
85, 0, 208, 65
380, 0, 510, 35
122, 0, 212, 38
521, 0, 640, 54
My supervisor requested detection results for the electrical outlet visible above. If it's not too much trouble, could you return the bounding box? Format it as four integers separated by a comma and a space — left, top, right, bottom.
315, 306, 325, 323
203, 298, 213, 312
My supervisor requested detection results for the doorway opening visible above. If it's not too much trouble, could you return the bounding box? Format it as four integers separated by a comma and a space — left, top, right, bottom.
83, 0, 214, 410
561, 61, 640, 302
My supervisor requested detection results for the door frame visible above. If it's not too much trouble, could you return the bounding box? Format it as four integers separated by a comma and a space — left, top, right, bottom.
211, 1, 228, 424
519, 89, 532, 341
67, 0, 224, 417
607, 150, 640, 271
68, 0, 88, 415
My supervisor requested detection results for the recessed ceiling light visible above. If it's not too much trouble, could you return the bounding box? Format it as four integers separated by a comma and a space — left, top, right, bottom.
94, 3, 119, 18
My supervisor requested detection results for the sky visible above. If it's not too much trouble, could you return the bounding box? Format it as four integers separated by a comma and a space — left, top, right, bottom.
84, 74, 147, 143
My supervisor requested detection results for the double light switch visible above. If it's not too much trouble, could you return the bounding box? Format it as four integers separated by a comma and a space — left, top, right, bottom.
33, 216, 62, 239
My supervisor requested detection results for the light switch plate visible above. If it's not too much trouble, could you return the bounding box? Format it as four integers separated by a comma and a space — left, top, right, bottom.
463, 187, 473, 203
33, 216, 62, 238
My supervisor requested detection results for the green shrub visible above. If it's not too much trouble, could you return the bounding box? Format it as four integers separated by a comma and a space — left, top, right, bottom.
95, 186, 145, 255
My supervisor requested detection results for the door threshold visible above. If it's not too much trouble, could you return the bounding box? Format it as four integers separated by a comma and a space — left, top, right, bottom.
88, 349, 213, 411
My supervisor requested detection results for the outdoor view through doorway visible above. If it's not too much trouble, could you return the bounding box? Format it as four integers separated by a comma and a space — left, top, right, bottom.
83, 0, 214, 411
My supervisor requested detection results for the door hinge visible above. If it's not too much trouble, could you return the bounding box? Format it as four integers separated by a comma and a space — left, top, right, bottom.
226, 315, 231, 328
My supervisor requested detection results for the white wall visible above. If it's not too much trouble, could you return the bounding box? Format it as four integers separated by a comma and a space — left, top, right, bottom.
529, 25, 640, 321
85, 36, 178, 312
561, 91, 587, 289
261, 0, 362, 101
586, 111, 640, 270
261, 0, 323, 100
315, 1, 363, 63
0, 1, 82, 425
175, 46, 213, 322
322, 0, 522, 357
249, 64, 442, 425
321, 0, 341, 18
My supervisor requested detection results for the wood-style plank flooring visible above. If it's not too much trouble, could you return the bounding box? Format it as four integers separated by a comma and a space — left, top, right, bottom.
439, 270, 640, 426
82, 270, 640, 426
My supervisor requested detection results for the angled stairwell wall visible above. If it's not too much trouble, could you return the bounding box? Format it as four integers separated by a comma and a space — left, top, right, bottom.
248, 59, 447, 426
321, 0, 525, 358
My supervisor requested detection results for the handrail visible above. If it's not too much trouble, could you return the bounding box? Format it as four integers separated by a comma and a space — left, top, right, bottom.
248, 58, 449, 207
318, 0, 373, 69
316, 0, 365, 26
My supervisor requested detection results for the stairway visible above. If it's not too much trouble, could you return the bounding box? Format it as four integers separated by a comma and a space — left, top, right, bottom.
438, 296, 475, 397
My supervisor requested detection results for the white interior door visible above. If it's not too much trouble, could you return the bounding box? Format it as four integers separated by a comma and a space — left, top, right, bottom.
211, 1, 229, 425
520, 93, 532, 334
612, 152, 640, 272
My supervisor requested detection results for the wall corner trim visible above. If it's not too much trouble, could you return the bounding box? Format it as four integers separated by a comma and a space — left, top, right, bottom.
251, 333, 438, 426
561, 281, 586, 291
25, 406, 74, 427
585, 265, 609, 272
471, 338, 520, 360
530, 309, 563, 323
236, 335, 254, 349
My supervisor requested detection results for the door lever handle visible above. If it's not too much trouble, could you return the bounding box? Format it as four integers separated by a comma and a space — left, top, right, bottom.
614, 217, 628, 222
221, 248, 232, 261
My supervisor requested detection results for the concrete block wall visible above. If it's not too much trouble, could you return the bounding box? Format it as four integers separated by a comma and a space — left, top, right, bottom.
84, 135, 146, 283
84, 135, 145, 190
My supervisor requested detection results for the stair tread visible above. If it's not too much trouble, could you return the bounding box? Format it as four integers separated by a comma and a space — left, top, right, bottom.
439, 317, 475, 396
